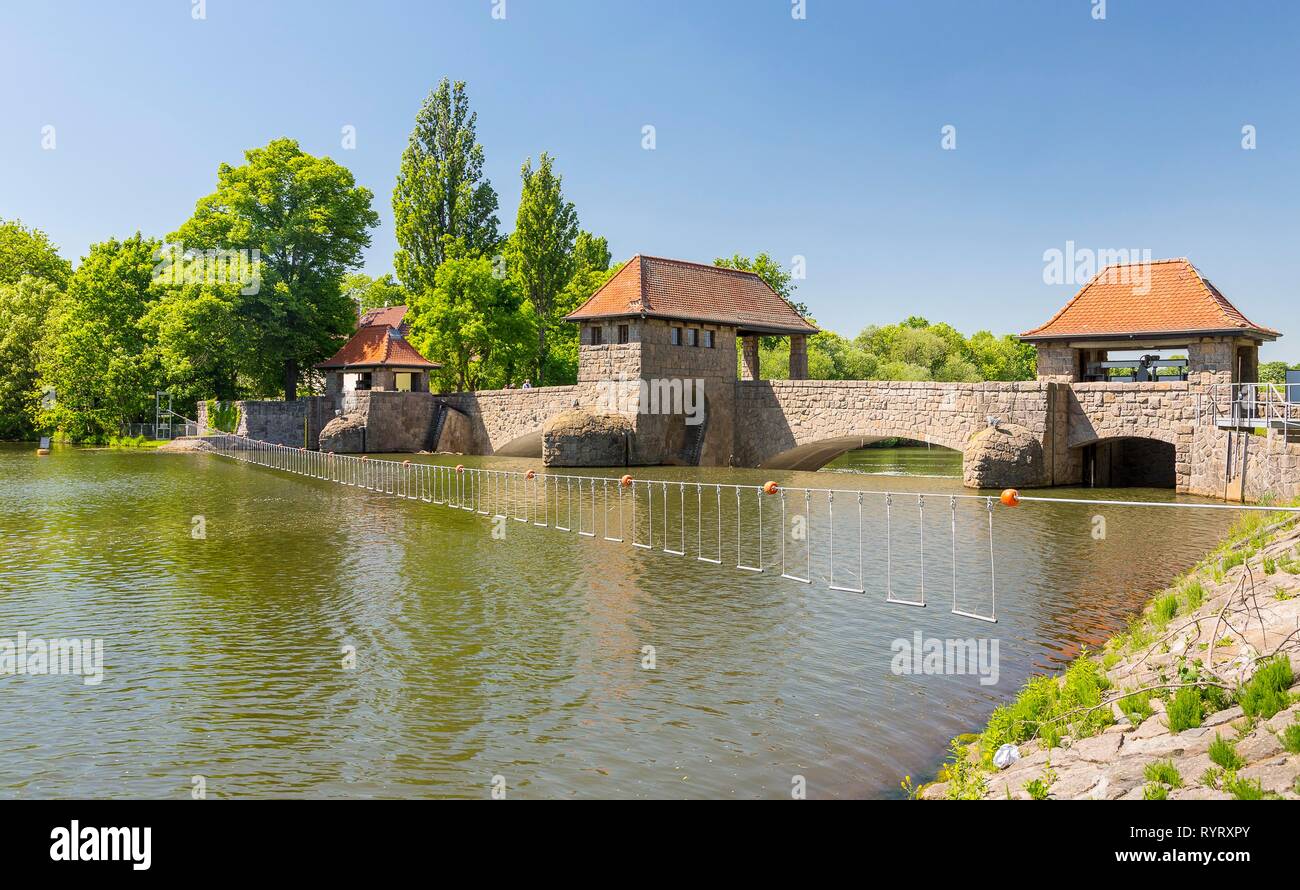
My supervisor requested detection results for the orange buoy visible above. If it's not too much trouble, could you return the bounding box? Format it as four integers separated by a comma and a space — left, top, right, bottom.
456, 464, 465, 474
327, 451, 334, 456
762, 480, 779, 495
403, 459, 411, 466
1000, 488, 1020, 507
620, 474, 633, 487
526, 469, 536, 480
361, 455, 369, 461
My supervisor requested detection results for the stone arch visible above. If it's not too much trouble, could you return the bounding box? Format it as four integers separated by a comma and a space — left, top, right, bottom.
492, 427, 544, 458
757, 430, 964, 472
1072, 434, 1177, 488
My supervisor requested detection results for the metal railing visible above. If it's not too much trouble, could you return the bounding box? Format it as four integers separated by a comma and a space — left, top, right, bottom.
1196, 383, 1300, 436
121, 421, 200, 439
204, 432, 1003, 623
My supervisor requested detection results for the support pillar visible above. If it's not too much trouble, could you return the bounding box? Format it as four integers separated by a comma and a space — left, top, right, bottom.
789, 334, 808, 380
740, 334, 760, 381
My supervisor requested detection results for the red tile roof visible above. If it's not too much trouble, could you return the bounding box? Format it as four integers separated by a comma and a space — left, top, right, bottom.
359, 304, 408, 332
1022, 258, 1278, 341
565, 255, 817, 335
316, 324, 440, 370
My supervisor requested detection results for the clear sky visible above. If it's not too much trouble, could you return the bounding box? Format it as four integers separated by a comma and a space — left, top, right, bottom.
3, 0, 1298, 360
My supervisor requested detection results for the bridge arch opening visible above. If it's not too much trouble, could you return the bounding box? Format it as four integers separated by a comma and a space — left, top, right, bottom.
494, 428, 543, 458
1076, 436, 1175, 488
759, 435, 962, 473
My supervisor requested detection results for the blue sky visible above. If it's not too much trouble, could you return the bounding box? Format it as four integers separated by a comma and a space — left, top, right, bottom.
3, 0, 1298, 360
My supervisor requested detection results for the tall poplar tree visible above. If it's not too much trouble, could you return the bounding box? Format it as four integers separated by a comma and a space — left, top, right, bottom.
392, 79, 501, 296
509, 152, 578, 386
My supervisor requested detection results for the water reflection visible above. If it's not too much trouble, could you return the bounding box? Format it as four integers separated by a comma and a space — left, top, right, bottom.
0, 444, 1236, 798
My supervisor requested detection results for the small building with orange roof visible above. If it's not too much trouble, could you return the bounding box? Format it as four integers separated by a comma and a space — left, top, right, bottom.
1020, 258, 1278, 385
316, 323, 440, 401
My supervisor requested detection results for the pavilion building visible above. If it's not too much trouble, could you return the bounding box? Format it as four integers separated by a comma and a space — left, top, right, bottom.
1020, 258, 1278, 385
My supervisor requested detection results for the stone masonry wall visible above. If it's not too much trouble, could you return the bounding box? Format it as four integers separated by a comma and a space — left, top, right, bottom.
439, 386, 581, 455
1065, 382, 1196, 490
1185, 426, 1300, 502
733, 380, 1053, 472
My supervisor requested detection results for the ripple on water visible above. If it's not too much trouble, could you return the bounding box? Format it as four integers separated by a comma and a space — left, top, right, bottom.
0, 444, 1236, 797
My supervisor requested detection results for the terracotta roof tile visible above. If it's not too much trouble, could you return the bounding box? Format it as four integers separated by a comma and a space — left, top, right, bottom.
1021, 259, 1278, 341
566, 255, 817, 335
358, 304, 409, 333
316, 324, 440, 370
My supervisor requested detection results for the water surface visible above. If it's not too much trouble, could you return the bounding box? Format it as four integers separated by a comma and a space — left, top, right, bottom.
0, 443, 1236, 798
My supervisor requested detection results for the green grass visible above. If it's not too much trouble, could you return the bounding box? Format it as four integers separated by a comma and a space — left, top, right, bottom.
1143, 759, 1182, 788
1152, 592, 1179, 626
1222, 774, 1268, 800
1208, 733, 1245, 771
1281, 721, 1300, 755
1024, 777, 1051, 800
1238, 656, 1294, 720
1119, 690, 1154, 724
979, 655, 1112, 755
1182, 580, 1206, 611
1142, 782, 1169, 800
1166, 686, 1204, 733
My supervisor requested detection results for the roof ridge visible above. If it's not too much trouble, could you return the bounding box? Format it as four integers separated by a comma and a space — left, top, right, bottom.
639, 253, 766, 279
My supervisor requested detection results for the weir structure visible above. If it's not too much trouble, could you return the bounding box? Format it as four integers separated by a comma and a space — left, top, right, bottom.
198, 256, 1300, 503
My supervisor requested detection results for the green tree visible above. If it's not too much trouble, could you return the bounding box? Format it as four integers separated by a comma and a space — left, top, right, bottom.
0, 277, 61, 438
392, 79, 501, 296
36, 234, 162, 441
407, 253, 532, 392
140, 281, 245, 405
508, 152, 579, 386
343, 272, 409, 313
0, 219, 72, 438
173, 138, 378, 399
713, 252, 810, 318
0, 218, 71, 287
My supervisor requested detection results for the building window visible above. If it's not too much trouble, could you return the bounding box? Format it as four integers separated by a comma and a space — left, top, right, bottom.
395, 372, 413, 392
617, 324, 629, 344
671, 326, 682, 346
703, 330, 715, 348
589, 326, 603, 346
687, 328, 700, 347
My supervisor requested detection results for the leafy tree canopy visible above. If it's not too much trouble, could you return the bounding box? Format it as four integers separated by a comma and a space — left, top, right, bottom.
393, 78, 501, 296
172, 137, 378, 399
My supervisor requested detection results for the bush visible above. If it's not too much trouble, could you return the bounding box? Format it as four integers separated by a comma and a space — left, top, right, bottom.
1238, 656, 1294, 720
1166, 686, 1204, 733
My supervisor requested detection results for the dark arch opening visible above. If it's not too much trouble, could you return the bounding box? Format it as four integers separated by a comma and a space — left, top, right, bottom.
1078, 437, 1175, 488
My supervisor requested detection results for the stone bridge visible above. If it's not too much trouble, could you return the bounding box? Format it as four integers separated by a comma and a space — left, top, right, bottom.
424, 377, 1299, 501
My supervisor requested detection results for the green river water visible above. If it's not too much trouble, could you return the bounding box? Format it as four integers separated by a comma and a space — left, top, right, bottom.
0, 442, 1238, 798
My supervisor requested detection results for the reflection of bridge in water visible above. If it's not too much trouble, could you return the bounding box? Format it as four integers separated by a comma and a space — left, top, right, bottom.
205, 433, 1300, 628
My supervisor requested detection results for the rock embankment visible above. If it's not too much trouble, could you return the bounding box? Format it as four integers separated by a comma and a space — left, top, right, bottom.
157, 437, 213, 453
923, 510, 1300, 800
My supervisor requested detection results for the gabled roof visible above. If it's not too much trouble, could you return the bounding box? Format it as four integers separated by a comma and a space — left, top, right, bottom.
359, 304, 408, 332
316, 324, 440, 370
565, 255, 817, 335
1021, 258, 1278, 342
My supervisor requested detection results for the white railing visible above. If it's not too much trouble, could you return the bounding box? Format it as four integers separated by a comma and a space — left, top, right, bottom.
1196, 383, 1300, 435
202, 432, 1003, 623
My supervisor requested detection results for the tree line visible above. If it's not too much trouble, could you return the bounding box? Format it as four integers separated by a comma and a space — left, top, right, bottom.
0, 78, 1043, 443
